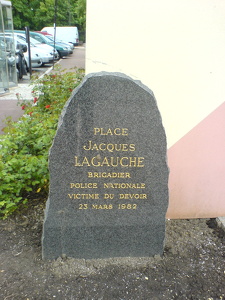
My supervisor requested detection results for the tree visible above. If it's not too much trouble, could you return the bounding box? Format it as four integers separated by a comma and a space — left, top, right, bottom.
74, 0, 86, 31
11, 0, 40, 29
32, 0, 56, 29
11, 0, 86, 31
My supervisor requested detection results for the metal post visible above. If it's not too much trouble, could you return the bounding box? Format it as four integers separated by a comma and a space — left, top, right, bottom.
53, 0, 58, 69
25, 26, 32, 77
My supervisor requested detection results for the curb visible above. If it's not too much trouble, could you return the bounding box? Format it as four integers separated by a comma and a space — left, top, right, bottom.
0, 62, 58, 101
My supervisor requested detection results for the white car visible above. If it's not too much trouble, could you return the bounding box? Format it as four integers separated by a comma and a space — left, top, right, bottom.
23, 47, 42, 68
1, 35, 41, 68
14, 34, 59, 62
3, 35, 44, 68
4, 33, 59, 65
25, 37, 56, 65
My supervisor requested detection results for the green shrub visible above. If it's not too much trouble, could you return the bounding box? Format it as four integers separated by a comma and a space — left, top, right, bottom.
0, 67, 84, 218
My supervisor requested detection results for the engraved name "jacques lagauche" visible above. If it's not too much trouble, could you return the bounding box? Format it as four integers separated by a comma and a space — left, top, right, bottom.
74, 156, 144, 167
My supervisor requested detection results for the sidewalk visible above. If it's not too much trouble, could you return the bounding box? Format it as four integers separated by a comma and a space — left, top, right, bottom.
0, 46, 85, 134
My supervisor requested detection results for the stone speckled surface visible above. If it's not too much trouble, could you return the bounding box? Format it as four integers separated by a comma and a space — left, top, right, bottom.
42, 72, 169, 260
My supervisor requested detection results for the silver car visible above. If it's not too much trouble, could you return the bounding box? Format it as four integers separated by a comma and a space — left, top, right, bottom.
4, 33, 59, 65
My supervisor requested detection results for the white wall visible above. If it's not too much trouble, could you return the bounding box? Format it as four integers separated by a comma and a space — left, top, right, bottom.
86, 0, 225, 148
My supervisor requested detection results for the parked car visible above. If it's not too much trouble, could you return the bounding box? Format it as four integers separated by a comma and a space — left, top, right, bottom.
16, 45, 28, 79
0, 35, 27, 80
14, 30, 70, 58
44, 35, 74, 54
2, 35, 42, 70
16, 34, 59, 62
0, 39, 16, 81
45, 35, 74, 54
17, 36, 57, 66
36, 31, 74, 53
23, 48, 42, 69
4, 32, 58, 64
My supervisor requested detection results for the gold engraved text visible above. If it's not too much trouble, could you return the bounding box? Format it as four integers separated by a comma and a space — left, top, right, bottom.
88, 172, 131, 178
79, 204, 88, 209
92, 204, 113, 209
118, 204, 137, 209
83, 140, 135, 152
75, 156, 144, 167
94, 128, 128, 136
70, 183, 98, 188
119, 194, 147, 199
68, 193, 99, 199
104, 183, 145, 189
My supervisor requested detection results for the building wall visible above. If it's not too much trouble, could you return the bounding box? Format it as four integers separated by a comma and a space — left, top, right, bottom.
86, 0, 225, 218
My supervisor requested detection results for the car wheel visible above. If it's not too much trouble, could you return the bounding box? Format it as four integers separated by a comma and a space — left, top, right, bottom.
25, 60, 29, 73
21, 58, 27, 76
17, 57, 23, 79
57, 50, 62, 58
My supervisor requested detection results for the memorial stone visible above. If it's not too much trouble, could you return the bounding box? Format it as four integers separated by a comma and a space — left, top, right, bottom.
42, 72, 169, 260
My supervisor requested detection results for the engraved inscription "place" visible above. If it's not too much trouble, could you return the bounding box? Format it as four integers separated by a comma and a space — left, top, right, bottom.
93, 128, 128, 136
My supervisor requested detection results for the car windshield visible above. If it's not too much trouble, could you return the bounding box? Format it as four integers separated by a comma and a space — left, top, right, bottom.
16, 36, 31, 45
39, 34, 51, 43
2, 34, 34, 48
1, 36, 24, 52
15, 34, 39, 46
30, 37, 43, 45
44, 35, 63, 43
44, 36, 54, 42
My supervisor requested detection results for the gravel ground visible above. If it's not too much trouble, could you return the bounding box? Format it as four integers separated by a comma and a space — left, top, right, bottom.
0, 198, 225, 300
